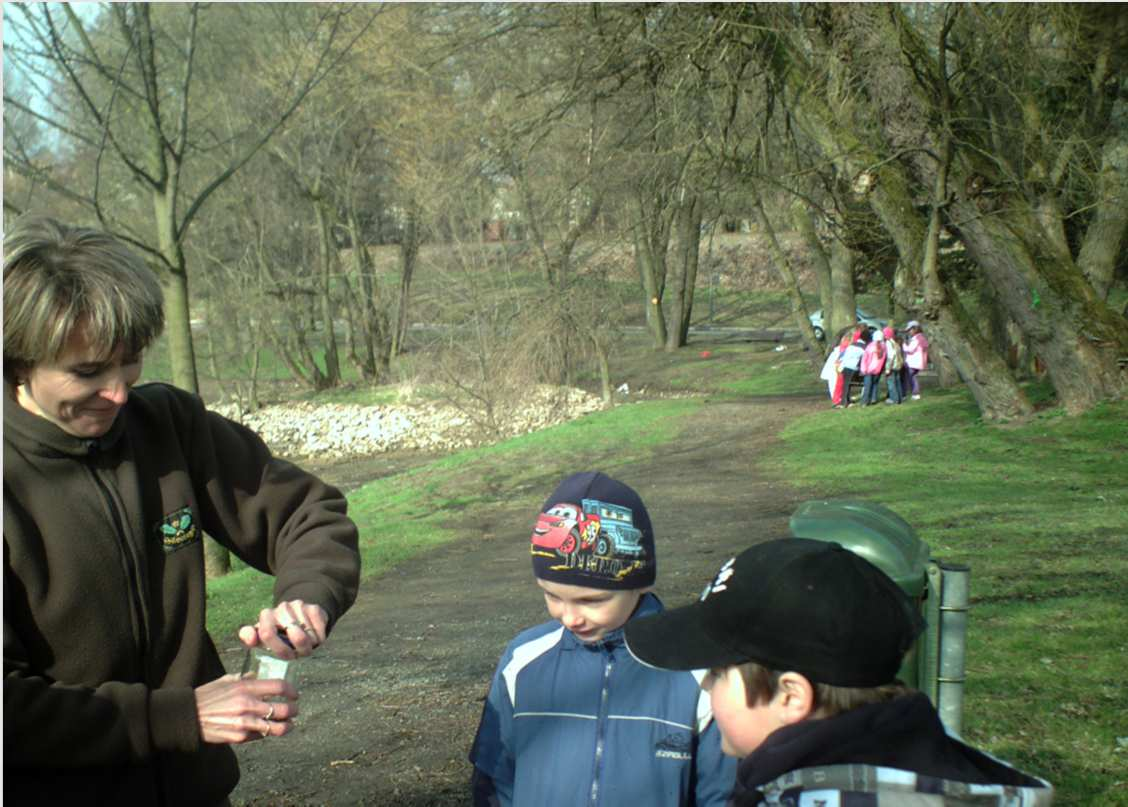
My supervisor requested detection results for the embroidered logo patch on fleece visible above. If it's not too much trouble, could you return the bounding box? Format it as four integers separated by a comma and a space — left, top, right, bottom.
156, 506, 199, 553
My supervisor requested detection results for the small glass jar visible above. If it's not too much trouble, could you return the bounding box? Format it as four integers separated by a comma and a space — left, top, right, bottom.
240, 635, 299, 686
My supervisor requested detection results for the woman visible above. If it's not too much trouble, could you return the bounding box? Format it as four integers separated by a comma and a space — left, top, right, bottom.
3, 216, 361, 805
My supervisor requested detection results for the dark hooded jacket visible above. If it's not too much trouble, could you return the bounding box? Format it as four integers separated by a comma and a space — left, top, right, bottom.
729, 692, 1052, 806
4, 382, 360, 806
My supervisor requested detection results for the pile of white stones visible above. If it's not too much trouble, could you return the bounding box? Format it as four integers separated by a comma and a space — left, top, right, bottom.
211, 384, 605, 459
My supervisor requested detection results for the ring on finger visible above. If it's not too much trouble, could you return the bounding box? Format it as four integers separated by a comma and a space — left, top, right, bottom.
265, 704, 275, 721
261, 726, 270, 738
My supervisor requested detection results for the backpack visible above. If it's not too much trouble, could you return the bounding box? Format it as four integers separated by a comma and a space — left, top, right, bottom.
887, 340, 905, 372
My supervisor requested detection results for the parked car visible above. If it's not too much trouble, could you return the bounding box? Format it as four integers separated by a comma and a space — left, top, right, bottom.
808, 307, 888, 341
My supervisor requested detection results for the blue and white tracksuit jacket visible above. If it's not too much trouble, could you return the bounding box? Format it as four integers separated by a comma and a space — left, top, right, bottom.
469, 593, 737, 807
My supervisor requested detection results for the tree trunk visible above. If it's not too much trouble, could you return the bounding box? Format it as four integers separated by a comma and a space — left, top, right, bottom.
890, 187, 1035, 419
314, 198, 341, 387
153, 188, 200, 395
203, 327, 228, 404
664, 257, 686, 354
950, 199, 1128, 412
263, 321, 313, 388
394, 205, 419, 356
339, 272, 369, 380
344, 209, 386, 382
980, 280, 1015, 370
161, 271, 200, 394
633, 224, 668, 349
828, 239, 856, 343
665, 195, 702, 351
791, 201, 834, 329
1076, 134, 1128, 300
677, 197, 703, 348
592, 334, 613, 406
753, 197, 823, 368
920, 141, 1034, 418
292, 317, 331, 390
357, 265, 381, 381
247, 324, 262, 412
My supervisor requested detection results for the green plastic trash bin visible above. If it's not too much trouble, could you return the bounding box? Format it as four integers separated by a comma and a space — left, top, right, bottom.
789, 499, 968, 734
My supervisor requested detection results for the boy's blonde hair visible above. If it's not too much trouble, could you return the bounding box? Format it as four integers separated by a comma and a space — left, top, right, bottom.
733, 660, 912, 719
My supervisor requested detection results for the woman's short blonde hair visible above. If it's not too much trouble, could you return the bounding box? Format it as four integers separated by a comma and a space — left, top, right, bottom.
3, 216, 164, 384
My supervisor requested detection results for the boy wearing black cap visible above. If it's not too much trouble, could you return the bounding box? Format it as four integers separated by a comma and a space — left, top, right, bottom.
625, 539, 1054, 806
469, 472, 737, 807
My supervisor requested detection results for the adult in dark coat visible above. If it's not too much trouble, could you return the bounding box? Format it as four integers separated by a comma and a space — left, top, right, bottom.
4, 216, 361, 805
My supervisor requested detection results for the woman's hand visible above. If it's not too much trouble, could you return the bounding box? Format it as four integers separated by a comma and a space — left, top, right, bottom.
238, 600, 329, 659
196, 674, 299, 744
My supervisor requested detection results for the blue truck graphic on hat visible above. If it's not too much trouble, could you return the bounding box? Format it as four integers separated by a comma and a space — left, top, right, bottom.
582, 498, 644, 556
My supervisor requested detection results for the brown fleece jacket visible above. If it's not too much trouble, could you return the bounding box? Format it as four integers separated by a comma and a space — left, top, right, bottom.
4, 382, 360, 805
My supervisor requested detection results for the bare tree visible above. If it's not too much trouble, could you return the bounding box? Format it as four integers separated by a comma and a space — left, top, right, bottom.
3, 3, 378, 394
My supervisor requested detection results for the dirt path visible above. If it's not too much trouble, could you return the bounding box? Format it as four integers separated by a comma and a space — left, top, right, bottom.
225, 394, 823, 806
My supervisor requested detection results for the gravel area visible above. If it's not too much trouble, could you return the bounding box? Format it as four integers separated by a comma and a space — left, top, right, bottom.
212, 384, 604, 459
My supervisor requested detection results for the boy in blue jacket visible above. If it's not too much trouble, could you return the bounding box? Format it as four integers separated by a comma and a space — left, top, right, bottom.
469, 471, 737, 807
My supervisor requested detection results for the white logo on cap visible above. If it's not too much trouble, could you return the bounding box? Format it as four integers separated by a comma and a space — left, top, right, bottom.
700, 557, 736, 600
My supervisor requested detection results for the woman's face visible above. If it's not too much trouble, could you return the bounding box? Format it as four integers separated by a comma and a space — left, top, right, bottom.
15, 328, 141, 438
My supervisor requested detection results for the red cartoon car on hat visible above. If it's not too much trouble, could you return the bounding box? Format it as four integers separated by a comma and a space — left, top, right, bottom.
532, 503, 601, 556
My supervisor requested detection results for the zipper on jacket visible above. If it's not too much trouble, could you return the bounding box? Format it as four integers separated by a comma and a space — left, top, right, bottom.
588, 650, 615, 807
88, 465, 152, 681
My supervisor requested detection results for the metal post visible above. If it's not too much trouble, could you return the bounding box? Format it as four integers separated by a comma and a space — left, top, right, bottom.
937, 562, 970, 735
921, 562, 944, 706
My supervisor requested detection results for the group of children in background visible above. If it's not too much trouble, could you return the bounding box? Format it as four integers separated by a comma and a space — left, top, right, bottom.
820, 320, 930, 408
470, 471, 1053, 806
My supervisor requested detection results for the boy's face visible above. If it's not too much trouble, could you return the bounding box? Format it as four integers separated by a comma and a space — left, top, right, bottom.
702, 667, 785, 757
536, 579, 643, 643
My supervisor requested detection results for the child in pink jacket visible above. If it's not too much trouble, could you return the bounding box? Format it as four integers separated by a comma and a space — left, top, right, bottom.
903, 321, 929, 400
859, 328, 886, 406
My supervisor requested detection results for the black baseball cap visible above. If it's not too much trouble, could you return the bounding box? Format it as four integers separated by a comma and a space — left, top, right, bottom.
624, 538, 925, 687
